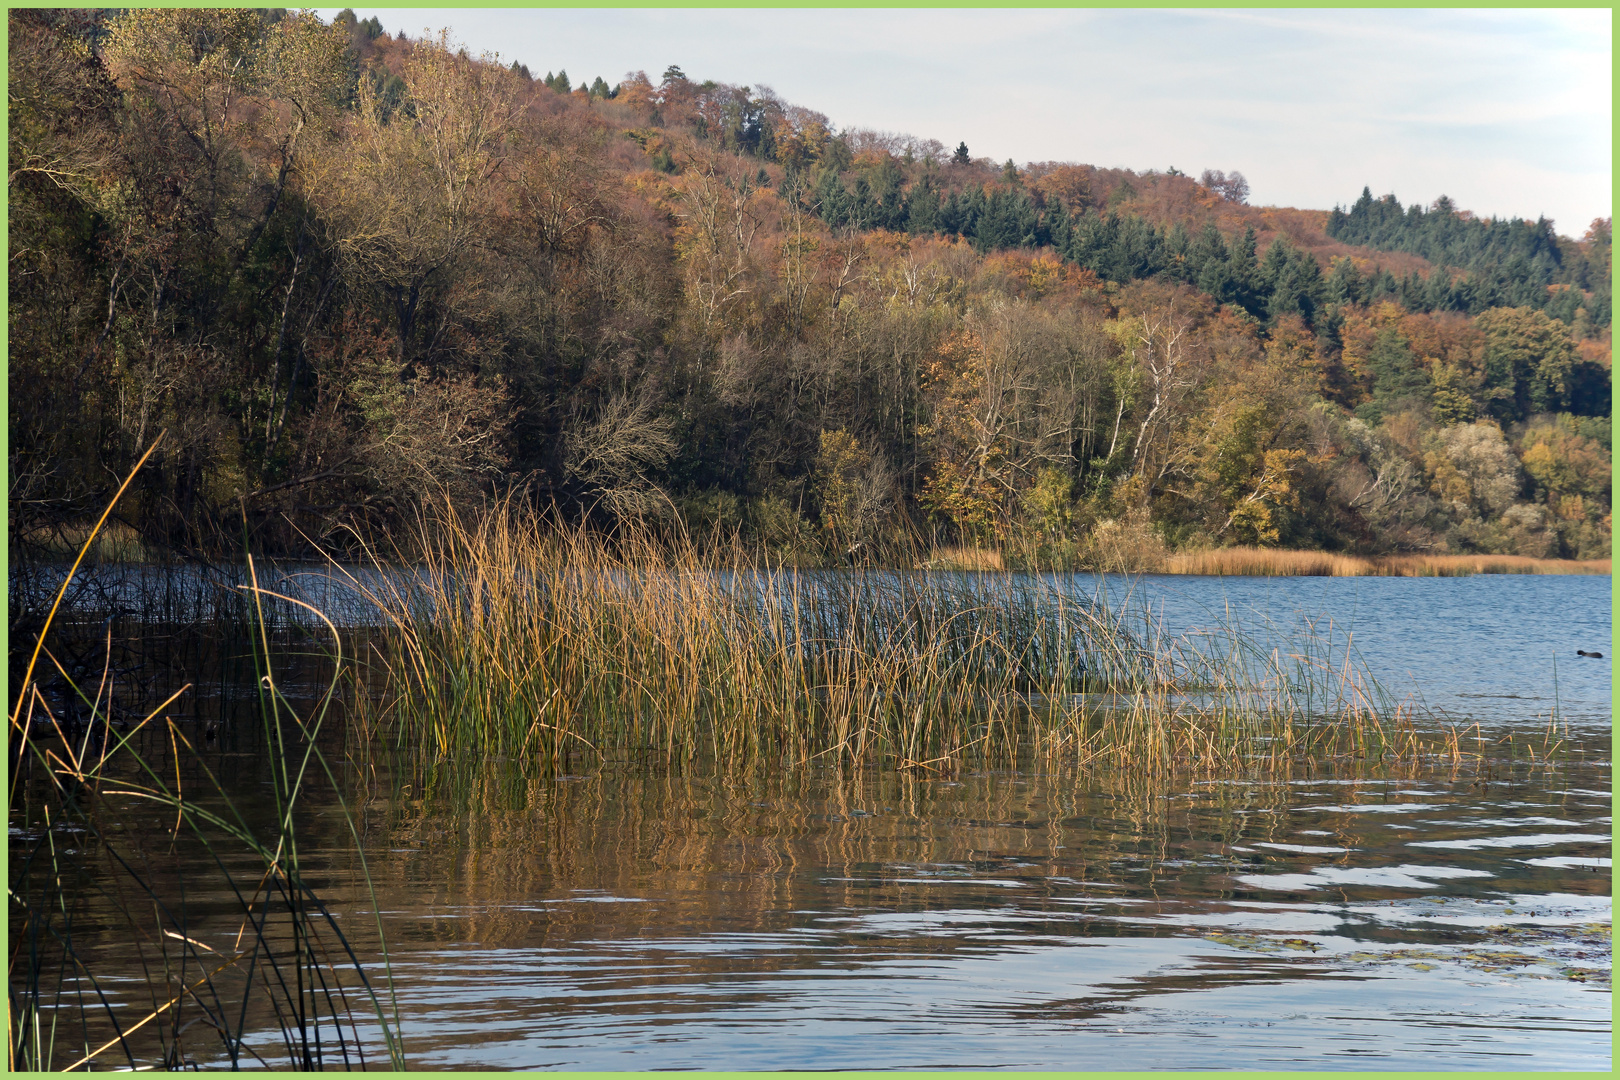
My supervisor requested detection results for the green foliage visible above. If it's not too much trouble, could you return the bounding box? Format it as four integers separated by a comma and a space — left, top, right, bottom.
1327, 187, 1610, 329
1475, 306, 1578, 422
1515, 415, 1611, 509
1023, 466, 1075, 537
1355, 327, 1429, 424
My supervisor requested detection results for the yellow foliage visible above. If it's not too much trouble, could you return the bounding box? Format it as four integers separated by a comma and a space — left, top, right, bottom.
918, 460, 1001, 543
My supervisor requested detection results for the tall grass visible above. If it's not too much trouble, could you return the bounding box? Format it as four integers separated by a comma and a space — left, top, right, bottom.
1163, 548, 1611, 577
339, 500, 1466, 775
8, 438, 403, 1071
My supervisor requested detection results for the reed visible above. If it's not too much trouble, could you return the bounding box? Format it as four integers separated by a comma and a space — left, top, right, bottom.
920, 546, 1005, 571
338, 499, 1466, 775
8, 439, 403, 1071
1163, 547, 1611, 577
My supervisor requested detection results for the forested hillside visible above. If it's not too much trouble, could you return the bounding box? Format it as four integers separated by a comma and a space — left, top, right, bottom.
9, 10, 1612, 564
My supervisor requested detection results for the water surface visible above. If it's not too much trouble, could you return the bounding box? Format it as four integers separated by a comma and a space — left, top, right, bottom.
333, 757, 1609, 1070
11, 569, 1611, 1069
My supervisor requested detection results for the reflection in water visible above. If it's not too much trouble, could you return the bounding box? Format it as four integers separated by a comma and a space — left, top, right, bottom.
308, 754, 1614, 1068
10, 569, 1612, 1069
13, 732, 1612, 1069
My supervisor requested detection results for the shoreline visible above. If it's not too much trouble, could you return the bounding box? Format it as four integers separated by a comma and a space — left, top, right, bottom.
1161, 548, 1612, 577
16, 536, 1613, 579
923, 546, 1612, 577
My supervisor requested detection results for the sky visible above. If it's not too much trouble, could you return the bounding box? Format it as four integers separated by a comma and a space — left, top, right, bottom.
327, 8, 1612, 237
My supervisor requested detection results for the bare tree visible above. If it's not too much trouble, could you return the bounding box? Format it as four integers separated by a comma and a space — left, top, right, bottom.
564, 390, 678, 520
313, 31, 525, 363
1198, 168, 1250, 205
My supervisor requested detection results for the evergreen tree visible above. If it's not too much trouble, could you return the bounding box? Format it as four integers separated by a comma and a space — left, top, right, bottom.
814, 165, 850, 229
936, 189, 966, 235
1190, 221, 1230, 300
1325, 186, 1601, 327
1357, 326, 1429, 425
866, 157, 907, 231
905, 177, 940, 235
1228, 227, 1260, 315
1044, 199, 1074, 255
1325, 257, 1366, 307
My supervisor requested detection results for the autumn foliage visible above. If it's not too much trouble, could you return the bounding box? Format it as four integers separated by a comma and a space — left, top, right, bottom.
9, 10, 1612, 564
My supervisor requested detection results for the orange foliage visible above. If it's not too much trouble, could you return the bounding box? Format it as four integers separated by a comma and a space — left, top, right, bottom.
976, 249, 1104, 303
1395, 310, 1484, 373
773, 115, 829, 170
615, 70, 655, 110
1030, 164, 1094, 212
1261, 314, 1324, 394
1576, 338, 1611, 368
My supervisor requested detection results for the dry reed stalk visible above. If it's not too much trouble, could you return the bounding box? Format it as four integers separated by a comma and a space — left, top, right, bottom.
1164, 547, 1611, 577
921, 547, 1005, 571
10, 438, 403, 1072
331, 500, 1499, 775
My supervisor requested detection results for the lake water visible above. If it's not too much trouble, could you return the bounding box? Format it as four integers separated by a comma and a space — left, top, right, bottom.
25, 563, 1613, 725
1114, 572, 1612, 728
334, 753, 1611, 1071
11, 569, 1612, 1069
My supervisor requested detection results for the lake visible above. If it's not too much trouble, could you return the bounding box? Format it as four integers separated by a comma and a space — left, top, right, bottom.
9, 568, 1611, 1069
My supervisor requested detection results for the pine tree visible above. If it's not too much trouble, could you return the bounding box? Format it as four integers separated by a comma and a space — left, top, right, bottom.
905, 177, 940, 235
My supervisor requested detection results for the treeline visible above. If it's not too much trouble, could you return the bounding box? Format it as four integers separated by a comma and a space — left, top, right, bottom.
1327, 188, 1612, 329
800, 172, 1614, 330
649, 72, 1614, 338
8, 9, 1612, 567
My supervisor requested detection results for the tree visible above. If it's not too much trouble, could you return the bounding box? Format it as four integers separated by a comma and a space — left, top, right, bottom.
1474, 306, 1577, 422
814, 429, 891, 550
1356, 326, 1428, 424
1198, 168, 1249, 204
1115, 283, 1210, 505
952, 141, 970, 166
1424, 421, 1522, 518
671, 153, 773, 342
564, 390, 678, 521
313, 31, 525, 363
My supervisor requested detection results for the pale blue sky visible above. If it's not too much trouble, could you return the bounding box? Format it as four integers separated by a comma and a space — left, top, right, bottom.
327, 8, 1612, 236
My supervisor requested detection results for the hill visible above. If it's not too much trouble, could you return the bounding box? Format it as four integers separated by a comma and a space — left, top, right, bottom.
8, 9, 1611, 565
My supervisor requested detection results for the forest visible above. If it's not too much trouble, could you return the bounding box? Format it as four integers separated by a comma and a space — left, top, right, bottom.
9, 9, 1612, 566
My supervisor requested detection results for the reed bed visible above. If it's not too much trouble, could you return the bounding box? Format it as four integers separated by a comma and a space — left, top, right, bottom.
337, 500, 1469, 775
1163, 547, 1611, 577
920, 546, 1006, 571
9, 567, 404, 1071
9, 439, 403, 1071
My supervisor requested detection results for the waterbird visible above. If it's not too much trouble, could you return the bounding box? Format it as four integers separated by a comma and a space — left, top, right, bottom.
1576, 649, 1604, 659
